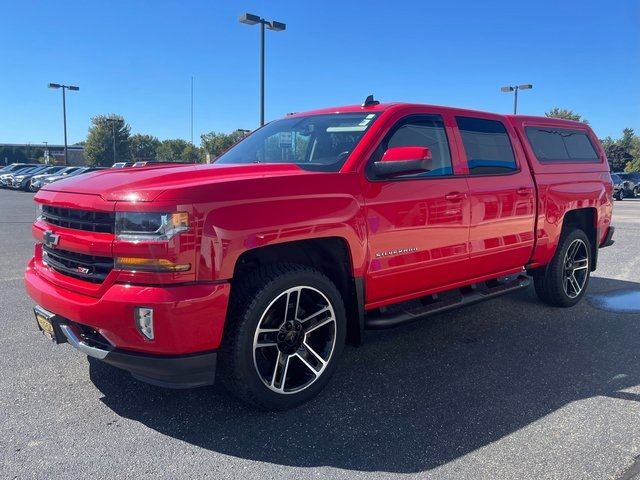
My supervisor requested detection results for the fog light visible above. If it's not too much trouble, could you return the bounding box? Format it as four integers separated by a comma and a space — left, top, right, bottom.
135, 307, 154, 340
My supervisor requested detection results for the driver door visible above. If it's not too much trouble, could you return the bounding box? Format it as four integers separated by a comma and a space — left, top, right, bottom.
362, 113, 470, 306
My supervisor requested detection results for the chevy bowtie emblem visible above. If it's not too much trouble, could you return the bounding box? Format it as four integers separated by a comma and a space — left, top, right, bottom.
42, 230, 60, 249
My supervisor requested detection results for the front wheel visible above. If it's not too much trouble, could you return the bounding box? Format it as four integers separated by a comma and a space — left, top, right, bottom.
533, 229, 592, 307
219, 264, 346, 410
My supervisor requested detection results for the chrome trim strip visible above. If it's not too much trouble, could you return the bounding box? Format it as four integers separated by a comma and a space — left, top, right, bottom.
59, 324, 110, 360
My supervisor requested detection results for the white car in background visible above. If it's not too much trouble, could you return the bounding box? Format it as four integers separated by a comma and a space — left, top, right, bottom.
36, 166, 105, 189
29, 166, 83, 191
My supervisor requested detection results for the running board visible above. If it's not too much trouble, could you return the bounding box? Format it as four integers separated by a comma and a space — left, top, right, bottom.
364, 275, 530, 330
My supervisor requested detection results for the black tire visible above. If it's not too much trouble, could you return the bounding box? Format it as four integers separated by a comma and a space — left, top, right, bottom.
219, 264, 346, 410
634, 186, 639, 198
533, 229, 592, 307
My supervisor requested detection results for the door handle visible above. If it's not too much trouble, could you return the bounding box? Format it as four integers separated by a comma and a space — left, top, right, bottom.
516, 187, 532, 196
445, 192, 466, 202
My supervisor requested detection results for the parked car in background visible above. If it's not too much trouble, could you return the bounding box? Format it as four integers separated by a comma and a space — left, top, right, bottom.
0, 166, 48, 188
0, 163, 38, 173
30, 166, 83, 192
11, 166, 66, 191
38, 166, 105, 188
616, 172, 640, 198
611, 173, 625, 200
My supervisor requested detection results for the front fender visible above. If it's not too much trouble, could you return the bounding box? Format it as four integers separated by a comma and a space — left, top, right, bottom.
195, 173, 367, 280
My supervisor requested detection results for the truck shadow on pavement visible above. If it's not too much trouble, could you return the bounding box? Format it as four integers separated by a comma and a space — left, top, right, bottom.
90, 276, 640, 474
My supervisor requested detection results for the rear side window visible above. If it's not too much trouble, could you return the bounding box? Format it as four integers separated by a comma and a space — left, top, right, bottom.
456, 117, 517, 175
525, 127, 599, 162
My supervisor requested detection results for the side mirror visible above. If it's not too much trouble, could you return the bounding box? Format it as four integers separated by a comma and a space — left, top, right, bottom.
373, 146, 433, 177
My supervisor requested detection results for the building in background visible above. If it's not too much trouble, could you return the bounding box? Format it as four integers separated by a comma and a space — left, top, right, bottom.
0, 143, 85, 166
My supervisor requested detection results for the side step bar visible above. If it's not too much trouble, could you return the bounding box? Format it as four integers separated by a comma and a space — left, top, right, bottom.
364, 274, 530, 330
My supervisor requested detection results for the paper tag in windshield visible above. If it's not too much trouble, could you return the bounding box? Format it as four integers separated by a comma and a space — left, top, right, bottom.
358, 114, 376, 126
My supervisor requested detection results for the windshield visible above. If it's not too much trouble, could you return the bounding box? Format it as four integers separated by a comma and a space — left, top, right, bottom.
215, 113, 378, 172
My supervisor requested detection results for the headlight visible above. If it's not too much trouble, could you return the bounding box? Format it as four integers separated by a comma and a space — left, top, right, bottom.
115, 211, 189, 242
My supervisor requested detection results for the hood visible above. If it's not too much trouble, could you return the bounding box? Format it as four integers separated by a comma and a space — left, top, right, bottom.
39, 163, 313, 202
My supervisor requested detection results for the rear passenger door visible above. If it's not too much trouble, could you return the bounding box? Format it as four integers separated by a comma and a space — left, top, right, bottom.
454, 115, 536, 277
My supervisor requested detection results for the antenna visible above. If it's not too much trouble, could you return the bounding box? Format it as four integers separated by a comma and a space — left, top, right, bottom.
362, 94, 380, 107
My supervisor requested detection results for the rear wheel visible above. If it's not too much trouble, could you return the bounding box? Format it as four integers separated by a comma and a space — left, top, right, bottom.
634, 186, 640, 198
219, 264, 346, 410
533, 229, 591, 307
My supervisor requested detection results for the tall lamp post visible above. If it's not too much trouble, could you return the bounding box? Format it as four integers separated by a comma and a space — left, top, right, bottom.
48, 83, 79, 165
43, 141, 49, 165
239, 13, 286, 127
105, 117, 118, 163
501, 84, 533, 114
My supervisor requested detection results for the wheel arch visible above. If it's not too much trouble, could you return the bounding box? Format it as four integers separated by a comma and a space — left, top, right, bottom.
231, 237, 364, 346
561, 207, 598, 271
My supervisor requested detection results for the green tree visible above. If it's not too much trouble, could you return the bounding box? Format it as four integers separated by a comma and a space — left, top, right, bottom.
200, 130, 248, 160
545, 108, 589, 124
26, 147, 44, 162
181, 143, 201, 163
84, 114, 131, 166
601, 128, 639, 172
620, 128, 640, 172
0, 146, 27, 165
156, 139, 191, 162
130, 134, 160, 161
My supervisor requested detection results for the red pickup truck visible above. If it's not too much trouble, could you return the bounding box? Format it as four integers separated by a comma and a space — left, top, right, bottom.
25, 99, 614, 410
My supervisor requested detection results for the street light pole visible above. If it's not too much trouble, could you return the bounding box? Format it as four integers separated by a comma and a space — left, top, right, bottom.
500, 84, 533, 114
43, 141, 49, 165
260, 20, 265, 127
106, 117, 117, 162
48, 83, 79, 165
239, 13, 286, 127
62, 87, 67, 163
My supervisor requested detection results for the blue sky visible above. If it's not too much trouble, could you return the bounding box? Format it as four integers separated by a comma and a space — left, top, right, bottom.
1, 0, 638, 146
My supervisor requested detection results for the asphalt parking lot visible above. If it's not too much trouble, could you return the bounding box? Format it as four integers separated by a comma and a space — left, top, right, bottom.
1, 189, 639, 480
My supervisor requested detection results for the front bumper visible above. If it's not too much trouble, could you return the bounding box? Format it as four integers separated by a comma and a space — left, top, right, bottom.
36, 309, 217, 388
25, 257, 231, 354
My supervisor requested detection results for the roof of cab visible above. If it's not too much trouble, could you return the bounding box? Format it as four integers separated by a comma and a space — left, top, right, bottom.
286, 101, 594, 131
288, 102, 511, 120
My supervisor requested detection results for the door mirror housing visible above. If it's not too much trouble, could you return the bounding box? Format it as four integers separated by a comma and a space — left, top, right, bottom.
373, 146, 433, 177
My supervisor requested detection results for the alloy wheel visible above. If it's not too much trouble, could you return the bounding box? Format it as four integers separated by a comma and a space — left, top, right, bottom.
252, 286, 337, 394
562, 239, 589, 298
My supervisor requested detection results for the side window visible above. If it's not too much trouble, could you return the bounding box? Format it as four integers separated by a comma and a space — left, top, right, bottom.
525, 127, 599, 162
456, 116, 517, 175
369, 115, 453, 179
